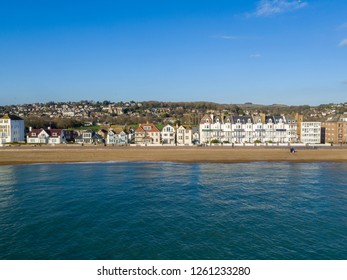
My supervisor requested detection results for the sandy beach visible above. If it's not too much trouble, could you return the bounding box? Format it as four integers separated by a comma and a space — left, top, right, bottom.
1, 145, 347, 165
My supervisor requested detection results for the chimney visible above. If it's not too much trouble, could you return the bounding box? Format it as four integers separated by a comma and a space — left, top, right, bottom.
29, 126, 32, 132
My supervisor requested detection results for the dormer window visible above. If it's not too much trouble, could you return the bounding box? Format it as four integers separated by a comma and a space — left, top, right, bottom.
206, 119, 209, 123
237, 119, 240, 123
32, 133, 36, 136
144, 126, 151, 130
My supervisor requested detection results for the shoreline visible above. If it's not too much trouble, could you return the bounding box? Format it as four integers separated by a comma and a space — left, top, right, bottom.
1, 146, 347, 166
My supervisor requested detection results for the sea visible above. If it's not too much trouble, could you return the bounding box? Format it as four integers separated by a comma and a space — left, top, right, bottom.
0, 161, 347, 260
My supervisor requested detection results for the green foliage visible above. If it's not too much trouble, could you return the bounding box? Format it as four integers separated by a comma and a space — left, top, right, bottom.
210, 139, 220, 144
72, 125, 101, 132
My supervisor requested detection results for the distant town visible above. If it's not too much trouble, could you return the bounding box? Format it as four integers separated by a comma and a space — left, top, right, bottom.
1, 100, 347, 146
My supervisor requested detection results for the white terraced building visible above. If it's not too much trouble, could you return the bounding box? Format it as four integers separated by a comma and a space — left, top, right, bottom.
199, 114, 299, 144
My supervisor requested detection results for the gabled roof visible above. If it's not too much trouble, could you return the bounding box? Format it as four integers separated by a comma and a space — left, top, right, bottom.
110, 127, 127, 134
0, 114, 23, 120
48, 129, 63, 137
192, 127, 200, 134
232, 116, 253, 124
109, 129, 128, 135
253, 116, 263, 123
284, 115, 296, 123
135, 123, 160, 133
200, 114, 213, 124
135, 126, 145, 133
27, 128, 49, 138
273, 116, 285, 124
178, 125, 192, 130
265, 116, 275, 124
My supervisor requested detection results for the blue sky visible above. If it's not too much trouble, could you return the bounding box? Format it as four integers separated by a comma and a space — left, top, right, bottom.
0, 0, 346, 105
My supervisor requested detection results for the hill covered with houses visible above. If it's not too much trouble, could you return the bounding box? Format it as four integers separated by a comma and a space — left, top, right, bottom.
1, 100, 347, 129
1, 100, 347, 145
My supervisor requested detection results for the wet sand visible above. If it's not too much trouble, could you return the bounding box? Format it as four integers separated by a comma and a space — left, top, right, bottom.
1, 146, 347, 165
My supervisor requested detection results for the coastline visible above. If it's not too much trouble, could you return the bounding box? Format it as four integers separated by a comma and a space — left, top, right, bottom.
1, 146, 347, 166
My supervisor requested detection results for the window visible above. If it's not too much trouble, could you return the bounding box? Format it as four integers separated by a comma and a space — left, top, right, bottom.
32, 133, 36, 136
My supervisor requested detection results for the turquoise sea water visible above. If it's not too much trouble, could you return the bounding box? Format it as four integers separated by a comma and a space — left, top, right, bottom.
0, 161, 347, 260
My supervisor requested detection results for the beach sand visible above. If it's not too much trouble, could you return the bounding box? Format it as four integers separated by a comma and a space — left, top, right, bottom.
1, 145, 347, 165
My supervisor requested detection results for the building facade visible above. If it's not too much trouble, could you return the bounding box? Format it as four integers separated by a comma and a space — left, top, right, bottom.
27, 128, 70, 144
0, 114, 25, 144
300, 122, 321, 144
161, 124, 176, 144
135, 123, 160, 144
199, 114, 298, 144
321, 115, 347, 144
107, 129, 129, 145
176, 125, 192, 145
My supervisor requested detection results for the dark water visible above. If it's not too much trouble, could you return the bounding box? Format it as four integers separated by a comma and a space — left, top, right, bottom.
0, 162, 346, 260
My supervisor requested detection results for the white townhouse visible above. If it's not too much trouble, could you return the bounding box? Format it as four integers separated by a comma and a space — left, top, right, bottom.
264, 117, 276, 143
199, 114, 213, 144
161, 124, 176, 144
221, 117, 233, 143
300, 122, 321, 144
107, 129, 129, 145
0, 114, 25, 144
253, 116, 266, 143
231, 116, 254, 143
199, 114, 225, 143
176, 125, 192, 145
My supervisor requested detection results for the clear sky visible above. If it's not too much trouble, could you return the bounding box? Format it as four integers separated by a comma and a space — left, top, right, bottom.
0, 0, 346, 106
